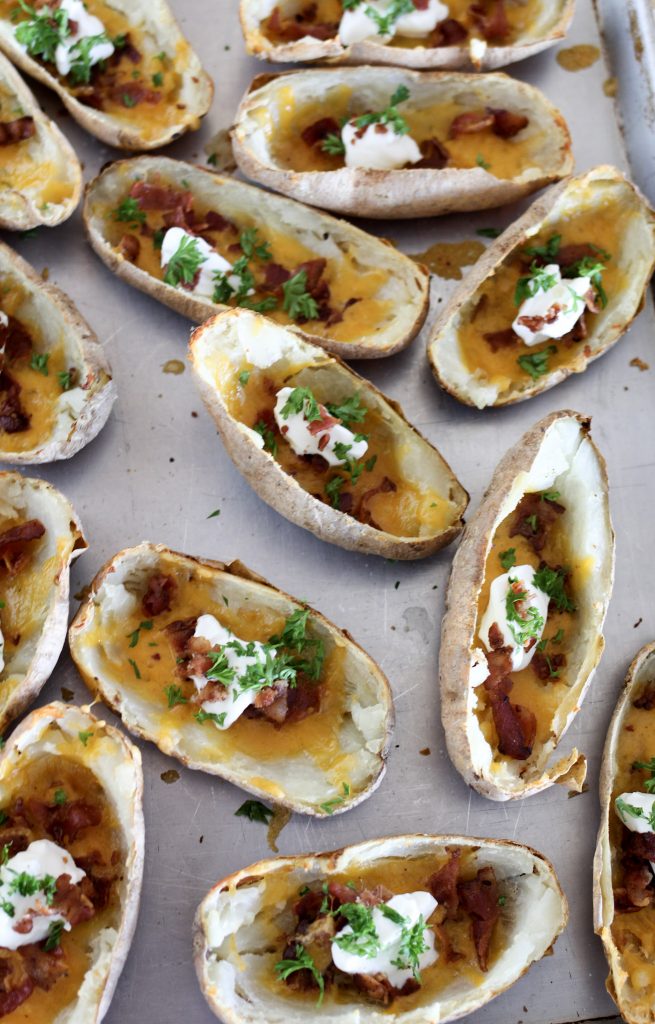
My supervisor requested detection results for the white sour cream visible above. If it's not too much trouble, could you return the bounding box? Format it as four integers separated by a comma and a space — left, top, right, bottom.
331, 891, 438, 988
478, 565, 549, 672
615, 792, 655, 835
512, 264, 592, 347
190, 613, 275, 729
342, 120, 421, 170
161, 227, 251, 301
53, 0, 115, 78
339, 0, 447, 44
274, 387, 368, 466
0, 839, 85, 951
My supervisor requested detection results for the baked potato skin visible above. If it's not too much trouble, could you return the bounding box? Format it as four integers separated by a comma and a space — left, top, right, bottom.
593, 643, 655, 1024
0, 701, 144, 1024
0, 1, 213, 150
193, 833, 569, 1024
0, 240, 116, 464
428, 166, 655, 408
69, 542, 395, 817
0, 473, 86, 733
189, 309, 469, 560
0, 53, 81, 230
231, 68, 573, 219
440, 410, 614, 801
83, 156, 430, 359
239, 0, 576, 69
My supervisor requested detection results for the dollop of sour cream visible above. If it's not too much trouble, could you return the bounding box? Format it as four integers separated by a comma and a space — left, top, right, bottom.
615, 791, 655, 835
512, 264, 592, 347
478, 566, 549, 672
52, 0, 114, 78
338, 0, 447, 45
331, 891, 438, 987
342, 120, 421, 170
161, 227, 250, 301
190, 613, 274, 729
273, 387, 368, 466
0, 839, 85, 951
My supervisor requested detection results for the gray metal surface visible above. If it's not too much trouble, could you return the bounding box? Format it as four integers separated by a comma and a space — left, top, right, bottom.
1, 1, 652, 1021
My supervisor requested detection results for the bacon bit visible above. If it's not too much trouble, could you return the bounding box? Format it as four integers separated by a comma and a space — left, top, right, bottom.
12, 918, 33, 936
0, 117, 35, 145
164, 618, 196, 664
429, 17, 468, 46
509, 491, 565, 554
584, 288, 602, 314
489, 692, 536, 759
517, 304, 561, 333
532, 651, 566, 681
129, 181, 194, 213
458, 866, 500, 971
630, 357, 650, 372
634, 683, 655, 710
353, 973, 419, 1006
205, 210, 237, 234
111, 81, 161, 108
428, 848, 461, 915
267, 5, 338, 40
297, 258, 329, 301
1, 318, 33, 365
483, 328, 517, 352
307, 404, 339, 436
52, 873, 95, 927
490, 108, 529, 138
118, 233, 140, 262
487, 622, 505, 651
263, 262, 291, 291
0, 951, 33, 1016
142, 573, 175, 616
415, 138, 450, 169
338, 491, 354, 514
0, 519, 44, 575
0, 373, 30, 436
413, 0, 430, 8
301, 117, 340, 148
468, 0, 510, 42
554, 243, 599, 268
449, 110, 495, 138
618, 857, 654, 909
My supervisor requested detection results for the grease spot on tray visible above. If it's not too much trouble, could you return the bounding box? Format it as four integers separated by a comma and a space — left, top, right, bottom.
630, 357, 649, 371
162, 360, 185, 375
402, 606, 432, 644
603, 77, 618, 97
409, 241, 485, 280
161, 769, 180, 784
267, 806, 291, 852
556, 44, 600, 71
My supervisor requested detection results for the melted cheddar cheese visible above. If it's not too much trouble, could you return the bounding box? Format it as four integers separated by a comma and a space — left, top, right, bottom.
457, 205, 630, 390
267, 84, 541, 180
0, 751, 123, 1023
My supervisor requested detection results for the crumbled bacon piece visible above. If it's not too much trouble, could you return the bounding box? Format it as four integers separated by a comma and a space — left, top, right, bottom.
457, 866, 500, 971
26, 798, 101, 844
0, 117, 35, 145
0, 519, 45, 575
509, 491, 565, 554
301, 117, 340, 148
111, 81, 161, 108
19, 944, 67, 992
428, 848, 461, 915
483, 328, 517, 352
415, 138, 450, 169
0, 373, 30, 435
449, 110, 495, 138
52, 873, 95, 927
634, 683, 655, 710
129, 181, 193, 213
0, 317, 33, 365
165, 617, 197, 662
267, 4, 338, 40
0, 951, 33, 1017
468, 0, 509, 41
488, 691, 536, 760
428, 17, 468, 46
142, 573, 175, 617
118, 233, 140, 262
532, 651, 566, 681
307, 405, 340, 436
263, 262, 291, 290
490, 108, 529, 138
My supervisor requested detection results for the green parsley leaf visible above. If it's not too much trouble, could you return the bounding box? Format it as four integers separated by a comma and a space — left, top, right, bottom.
152, 71, 164, 87
239, 227, 272, 262
164, 684, 188, 709
68, 33, 112, 84
203, 649, 236, 686
498, 895, 507, 906
321, 132, 346, 155
14, 1, 70, 65
476, 227, 502, 239
514, 261, 559, 307
353, 82, 411, 135
279, 386, 321, 422
0, 900, 14, 918
282, 270, 319, 321
53, 788, 67, 806
128, 657, 141, 679
207, 509, 221, 518
319, 795, 344, 814
476, 154, 491, 170
29, 352, 49, 376
253, 420, 278, 455
78, 731, 93, 746
235, 800, 274, 824
164, 233, 205, 287
0, 811, 6, 827
113, 196, 146, 226
194, 709, 227, 727
553, 628, 565, 644
275, 945, 324, 1005
58, 370, 73, 391
239, 370, 251, 387
153, 228, 165, 251
633, 759, 655, 794
122, 93, 137, 108
325, 393, 367, 428
44, 919, 65, 951
391, 913, 429, 981
563, 253, 609, 307
542, 490, 560, 503
533, 565, 576, 613
127, 620, 153, 648
335, 902, 380, 956
499, 548, 516, 570
517, 344, 557, 381
1, 844, 10, 865
523, 234, 561, 260
325, 475, 345, 509
505, 577, 544, 646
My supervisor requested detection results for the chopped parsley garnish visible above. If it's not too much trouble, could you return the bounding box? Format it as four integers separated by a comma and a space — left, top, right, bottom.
553, 628, 565, 644
152, 71, 164, 87
477, 227, 502, 239
563, 253, 609, 307
53, 788, 67, 806
1, 845, 10, 866
78, 731, 93, 746
253, 420, 277, 455
153, 228, 165, 251
207, 509, 221, 518
114, 196, 146, 226
127, 619, 153, 648
29, 352, 49, 376
499, 548, 516, 570
334, 902, 379, 957
58, 370, 73, 391
361, 0, 414, 36
275, 945, 325, 1005
128, 658, 141, 679
391, 913, 429, 981
533, 565, 576, 613
235, 800, 274, 824
616, 795, 655, 831
517, 345, 557, 380
122, 93, 137, 108
164, 684, 188, 709
213, 255, 255, 305
353, 83, 411, 136
633, 759, 655, 793
203, 649, 236, 686
239, 227, 272, 262
279, 386, 321, 422
282, 271, 319, 321
542, 490, 560, 503
0, 900, 13, 918
163, 233, 205, 287
9, 871, 56, 904
321, 132, 346, 155
505, 578, 544, 646
44, 919, 65, 951
514, 261, 559, 307
239, 370, 250, 387
325, 393, 367, 428
194, 709, 227, 727
325, 475, 345, 509
14, 0, 69, 65
68, 33, 112, 84
476, 154, 491, 170
523, 234, 561, 260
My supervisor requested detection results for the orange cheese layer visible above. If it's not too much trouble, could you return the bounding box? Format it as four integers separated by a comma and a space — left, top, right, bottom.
0, 280, 70, 455
80, 556, 357, 789
610, 688, 655, 997
0, 751, 122, 1023
249, 851, 506, 1010
473, 494, 583, 762
97, 180, 392, 345
266, 85, 541, 179
0, 86, 73, 206
457, 205, 629, 390
262, 0, 544, 46
224, 365, 451, 538
0, 1, 197, 142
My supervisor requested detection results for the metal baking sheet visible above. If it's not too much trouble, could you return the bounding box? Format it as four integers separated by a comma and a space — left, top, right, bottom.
2, 0, 653, 1021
